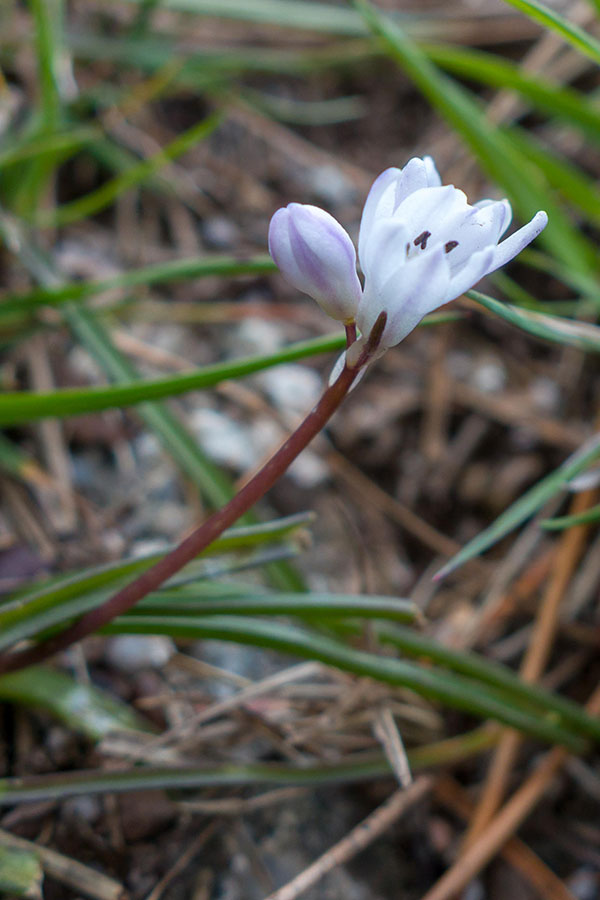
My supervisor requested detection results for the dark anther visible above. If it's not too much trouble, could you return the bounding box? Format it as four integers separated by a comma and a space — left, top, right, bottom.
444, 240, 459, 253
413, 230, 431, 250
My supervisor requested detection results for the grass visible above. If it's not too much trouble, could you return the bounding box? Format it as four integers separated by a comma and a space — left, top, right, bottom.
1, 0, 599, 894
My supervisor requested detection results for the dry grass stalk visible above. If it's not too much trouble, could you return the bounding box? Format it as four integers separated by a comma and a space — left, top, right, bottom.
262, 777, 433, 900
0, 828, 127, 900
419, 684, 600, 900
463, 487, 598, 849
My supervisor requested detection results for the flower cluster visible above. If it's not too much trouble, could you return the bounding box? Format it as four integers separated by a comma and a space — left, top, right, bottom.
268, 157, 547, 358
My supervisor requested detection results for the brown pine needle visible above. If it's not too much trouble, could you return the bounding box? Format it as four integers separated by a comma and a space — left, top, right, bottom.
435, 777, 576, 900
462, 487, 598, 850
262, 777, 432, 900
420, 684, 600, 900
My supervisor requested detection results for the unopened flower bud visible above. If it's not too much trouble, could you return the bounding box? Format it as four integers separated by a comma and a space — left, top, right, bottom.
268, 203, 362, 323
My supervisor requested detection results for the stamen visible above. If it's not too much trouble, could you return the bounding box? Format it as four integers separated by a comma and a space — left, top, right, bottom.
405, 242, 410, 257
445, 240, 459, 253
413, 230, 431, 250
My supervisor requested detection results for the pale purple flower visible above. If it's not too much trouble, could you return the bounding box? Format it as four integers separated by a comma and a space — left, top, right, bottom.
269, 157, 548, 355
268, 203, 362, 323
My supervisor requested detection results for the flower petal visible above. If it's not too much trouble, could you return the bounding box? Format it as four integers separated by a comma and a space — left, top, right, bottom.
445, 200, 511, 272
393, 185, 469, 247
487, 211, 548, 274
359, 217, 410, 287
359, 244, 450, 348
358, 167, 400, 269
444, 246, 495, 302
269, 203, 362, 322
395, 155, 442, 207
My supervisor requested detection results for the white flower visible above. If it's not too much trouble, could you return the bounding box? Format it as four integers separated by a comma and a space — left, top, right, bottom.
269, 157, 548, 355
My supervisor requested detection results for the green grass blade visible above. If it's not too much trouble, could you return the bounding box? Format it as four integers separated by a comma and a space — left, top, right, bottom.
500, 0, 600, 65
105, 615, 588, 749
506, 126, 600, 228
0, 332, 346, 425
424, 41, 600, 144
135, 591, 419, 623
355, 0, 596, 275
541, 503, 600, 531
436, 433, 600, 579
0, 126, 99, 170
374, 623, 600, 742
469, 290, 600, 352
0, 515, 312, 650
35, 112, 222, 227
0, 727, 495, 806
0, 666, 151, 739
0, 845, 42, 898
1, 254, 277, 315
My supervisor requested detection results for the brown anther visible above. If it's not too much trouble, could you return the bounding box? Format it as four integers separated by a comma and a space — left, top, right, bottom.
413, 230, 431, 250
444, 240, 459, 253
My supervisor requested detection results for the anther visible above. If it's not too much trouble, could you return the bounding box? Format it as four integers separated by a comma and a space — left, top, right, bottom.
444, 240, 459, 253
413, 230, 431, 250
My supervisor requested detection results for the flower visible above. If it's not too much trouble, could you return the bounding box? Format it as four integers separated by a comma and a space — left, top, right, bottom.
268, 203, 362, 323
269, 157, 548, 355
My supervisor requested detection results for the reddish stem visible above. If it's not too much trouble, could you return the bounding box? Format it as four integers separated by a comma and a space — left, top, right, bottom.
0, 360, 361, 675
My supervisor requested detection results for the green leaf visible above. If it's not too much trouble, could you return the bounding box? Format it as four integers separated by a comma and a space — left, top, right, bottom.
541, 503, 600, 531
436, 433, 600, 578
0, 666, 151, 740
0, 126, 99, 170
500, 0, 600, 65
35, 112, 222, 227
136, 590, 419, 623
424, 42, 600, 144
0, 253, 277, 315
469, 290, 600, 353
0, 845, 42, 899
105, 615, 590, 748
0, 515, 311, 651
0, 727, 495, 806
0, 332, 346, 425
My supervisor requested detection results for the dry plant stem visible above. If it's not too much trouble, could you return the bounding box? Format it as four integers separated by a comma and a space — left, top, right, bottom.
262, 777, 433, 900
0, 353, 365, 676
434, 778, 576, 900
421, 683, 600, 900
0, 828, 127, 900
462, 488, 597, 850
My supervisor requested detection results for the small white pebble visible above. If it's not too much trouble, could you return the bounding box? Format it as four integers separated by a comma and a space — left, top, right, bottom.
258, 364, 322, 415
188, 408, 255, 470
105, 635, 175, 673
472, 360, 506, 393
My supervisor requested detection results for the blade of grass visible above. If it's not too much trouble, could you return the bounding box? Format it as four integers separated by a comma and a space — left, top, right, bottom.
134, 591, 419, 622
423, 42, 600, 144
541, 504, 600, 530
0, 332, 347, 425
35, 111, 222, 227
500, 0, 600, 65
373, 623, 600, 742
0, 253, 277, 315
105, 615, 589, 749
0, 666, 151, 739
0, 515, 312, 647
435, 433, 600, 579
0, 727, 496, 806
0, 126, 99, 170
468, 290, 600, 353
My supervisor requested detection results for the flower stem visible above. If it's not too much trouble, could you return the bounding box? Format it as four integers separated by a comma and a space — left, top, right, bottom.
0, 360, 362, 675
